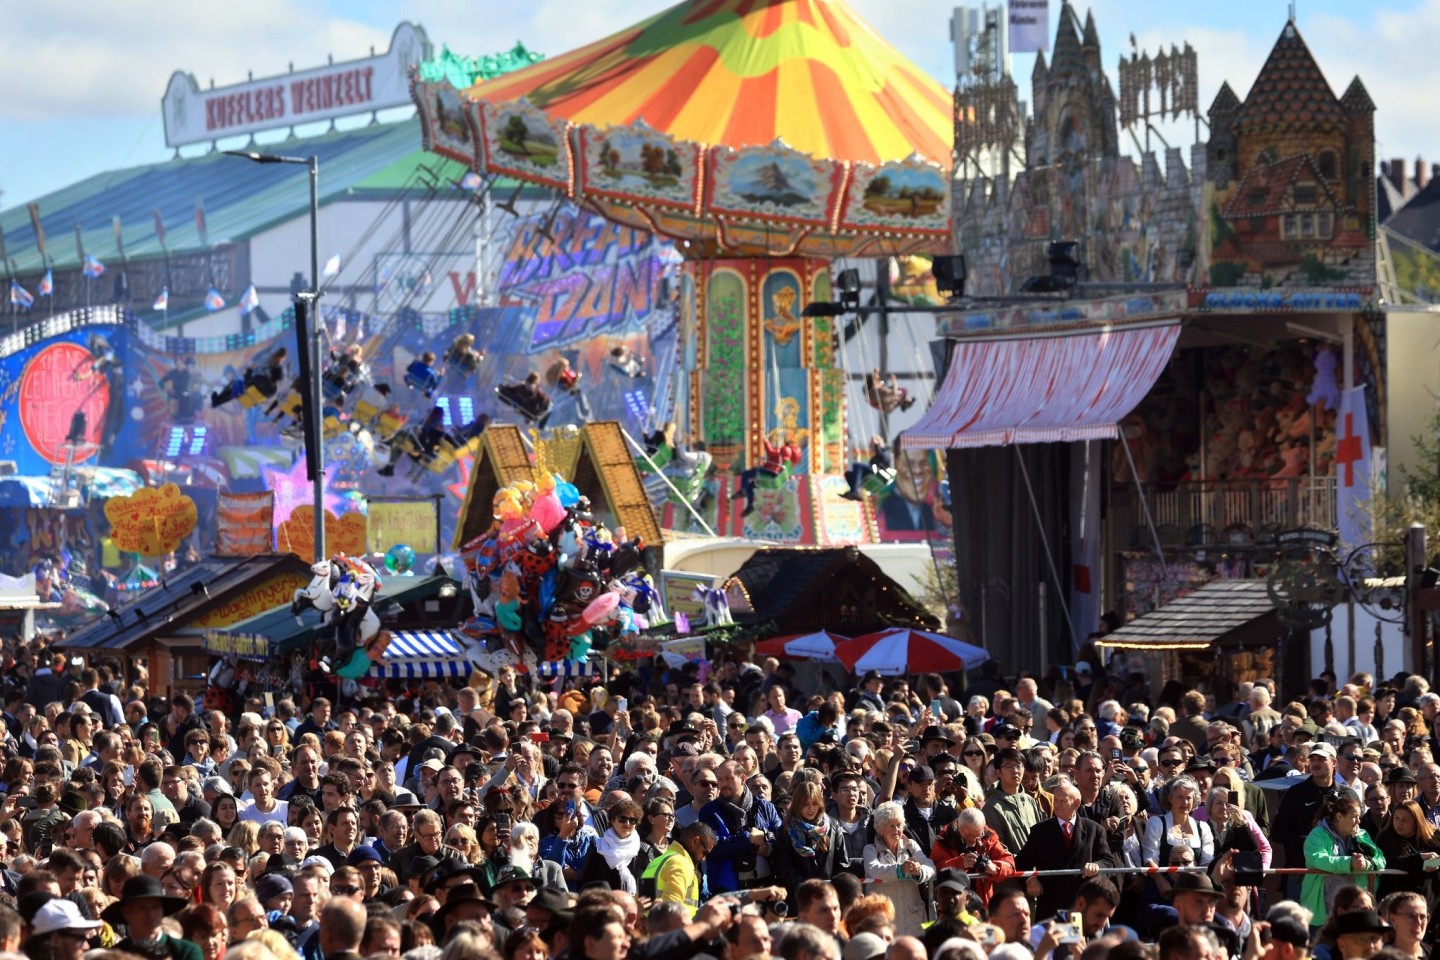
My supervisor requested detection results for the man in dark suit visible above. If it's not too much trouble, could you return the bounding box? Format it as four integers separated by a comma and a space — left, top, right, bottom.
1016, 779, 1117, 922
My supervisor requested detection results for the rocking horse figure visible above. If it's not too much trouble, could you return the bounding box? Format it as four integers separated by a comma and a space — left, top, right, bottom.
290, 555, 383, 655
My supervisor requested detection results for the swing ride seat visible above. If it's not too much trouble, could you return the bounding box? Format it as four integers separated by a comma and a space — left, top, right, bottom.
275, 392, 303, 420
238, 385, 269, 409
322, 415, 348, 439
375, 411, 408, 438
637, 443, 674, 473
861, 467, 897, 497
666, 469, 707, 506
424, 439, 463, 472
351, 394, 384, 423
755, 465, 792, 490
495, 385, 553, 424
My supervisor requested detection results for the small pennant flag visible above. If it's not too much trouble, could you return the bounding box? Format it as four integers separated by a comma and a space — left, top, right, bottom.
195, 199, 209, 248
152, 209, 167, 247
204, 287, 225, 311
333, 311, 347, 341
82, 254, 106, 279
37, 270, 53, 297
414, 269, 432, 299
460, 171, 483, 191
153, 287, 169, 311
238, 283, 260, 317
9, 281, 34, 309
322, 254, 341, 278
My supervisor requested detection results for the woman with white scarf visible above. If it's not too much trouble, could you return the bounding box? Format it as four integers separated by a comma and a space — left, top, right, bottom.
578, 797, 649, 893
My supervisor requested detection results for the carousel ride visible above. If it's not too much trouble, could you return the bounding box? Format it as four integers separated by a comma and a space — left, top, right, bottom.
412, 0, 954, 543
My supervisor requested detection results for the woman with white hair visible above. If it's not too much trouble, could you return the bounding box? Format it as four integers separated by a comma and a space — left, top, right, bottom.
863, 800, 935, 937
1142, 774, 1214, 867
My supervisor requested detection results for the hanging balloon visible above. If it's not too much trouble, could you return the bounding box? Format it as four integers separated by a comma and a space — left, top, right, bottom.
529, 490, 567, 534
384, 544, 416, 575
582, 591, 620, 627
555, 480, 581, 508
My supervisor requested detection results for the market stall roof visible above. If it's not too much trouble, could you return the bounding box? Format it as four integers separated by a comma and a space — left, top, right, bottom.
461, 0, 952, 166
369, 630, 471, 679
902, 323, 1182, 450
0, 120, 437, 277
1095, 580, 1278, 651
221, 574, 463, 654
59, 554, 314, 652
725, 547, 936, 633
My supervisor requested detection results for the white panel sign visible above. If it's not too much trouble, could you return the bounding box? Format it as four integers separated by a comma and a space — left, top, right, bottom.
1008, 0, 1051, 54
162, 22, 429, 148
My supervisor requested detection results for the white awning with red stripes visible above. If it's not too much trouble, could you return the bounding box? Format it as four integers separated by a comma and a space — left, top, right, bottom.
901, 322, 1182, 450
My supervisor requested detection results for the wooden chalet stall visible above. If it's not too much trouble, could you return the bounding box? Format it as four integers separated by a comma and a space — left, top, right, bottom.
57, 554, 313, 696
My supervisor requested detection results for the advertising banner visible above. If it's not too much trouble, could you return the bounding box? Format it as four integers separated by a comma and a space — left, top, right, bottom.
103, 484, 199, 556
366, 498, 439, 555
215, 491, 275, 557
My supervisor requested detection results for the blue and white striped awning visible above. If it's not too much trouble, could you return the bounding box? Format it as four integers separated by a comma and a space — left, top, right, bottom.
536, 659, 599, 679
367, 630, 472, 679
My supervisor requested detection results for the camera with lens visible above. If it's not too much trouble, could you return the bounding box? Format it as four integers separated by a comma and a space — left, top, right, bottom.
972, 853, 991, 874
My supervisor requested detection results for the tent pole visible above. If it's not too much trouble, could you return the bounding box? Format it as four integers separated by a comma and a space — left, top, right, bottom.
1012, 446, 1080, 650
1120, 433, 1169, 580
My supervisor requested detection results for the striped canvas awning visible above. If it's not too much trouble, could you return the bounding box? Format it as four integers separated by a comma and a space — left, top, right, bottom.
367, 630, 472, 679
536, 660, 599, 679
902, 323, 1182, 450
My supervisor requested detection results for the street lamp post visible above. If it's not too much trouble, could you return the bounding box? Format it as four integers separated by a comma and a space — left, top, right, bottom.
224, 151, 325, 562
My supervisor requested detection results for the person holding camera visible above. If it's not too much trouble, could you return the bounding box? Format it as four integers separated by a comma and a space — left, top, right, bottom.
931, 807, 1015, 907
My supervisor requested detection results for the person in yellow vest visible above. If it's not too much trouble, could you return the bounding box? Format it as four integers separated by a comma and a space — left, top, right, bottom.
640, 822, 715, 920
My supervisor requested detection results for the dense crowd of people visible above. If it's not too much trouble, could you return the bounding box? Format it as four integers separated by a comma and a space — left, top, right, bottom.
0, 645, 1437, 960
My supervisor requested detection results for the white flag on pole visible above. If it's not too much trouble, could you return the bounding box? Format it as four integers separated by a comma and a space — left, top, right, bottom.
1335, 386, 1372, 550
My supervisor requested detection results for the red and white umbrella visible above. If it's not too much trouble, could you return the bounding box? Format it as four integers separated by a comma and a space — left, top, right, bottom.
834, 628, 991, 676
753, 630, 850, 662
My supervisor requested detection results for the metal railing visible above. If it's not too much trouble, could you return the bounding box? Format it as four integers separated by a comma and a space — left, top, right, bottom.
1112, 477, 1337, 550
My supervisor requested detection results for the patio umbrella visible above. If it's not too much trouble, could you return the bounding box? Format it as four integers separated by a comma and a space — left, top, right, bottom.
753, 630, 849, 662
834, 627, 990, 676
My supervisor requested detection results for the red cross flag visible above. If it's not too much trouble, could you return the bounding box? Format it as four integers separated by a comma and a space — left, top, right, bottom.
1336, 386, 1372, 549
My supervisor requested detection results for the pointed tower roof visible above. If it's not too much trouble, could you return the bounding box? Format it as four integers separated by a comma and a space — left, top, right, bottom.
1237, 20, 1344, 128
1082, 9, 1100, 48
1050, 4, 1086, 77
1341, 76, 1376, 114
1033, 49, 1049, 83
1209, 81, 1241, 116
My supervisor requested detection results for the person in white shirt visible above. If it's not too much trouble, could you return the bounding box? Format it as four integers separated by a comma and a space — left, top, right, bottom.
240, 767, 289, 825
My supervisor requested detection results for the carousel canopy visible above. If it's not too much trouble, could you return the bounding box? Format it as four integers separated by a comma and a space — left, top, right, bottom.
464, 0, 950, 167
413, 0, 953, 257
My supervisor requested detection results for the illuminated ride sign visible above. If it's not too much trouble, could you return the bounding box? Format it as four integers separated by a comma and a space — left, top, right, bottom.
161, 22, 430, 148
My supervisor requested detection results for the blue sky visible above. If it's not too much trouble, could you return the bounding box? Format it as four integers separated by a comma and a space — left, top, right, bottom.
0, 0, 1432, 210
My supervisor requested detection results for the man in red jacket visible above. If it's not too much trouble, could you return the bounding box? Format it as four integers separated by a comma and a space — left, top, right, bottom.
931, 807, 1015, 907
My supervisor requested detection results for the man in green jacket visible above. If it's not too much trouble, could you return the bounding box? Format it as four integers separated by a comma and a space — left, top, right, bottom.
983, 748, 1043, 855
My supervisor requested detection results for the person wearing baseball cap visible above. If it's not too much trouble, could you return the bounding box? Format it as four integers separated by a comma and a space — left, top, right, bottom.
25, 899, 101, 960
1273, 736, 1343, 887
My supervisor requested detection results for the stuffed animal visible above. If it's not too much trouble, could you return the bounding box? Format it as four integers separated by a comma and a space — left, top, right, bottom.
1306, 345, 1341, 411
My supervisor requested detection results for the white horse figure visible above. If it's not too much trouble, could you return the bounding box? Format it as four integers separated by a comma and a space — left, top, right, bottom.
291, 559, 336, 618
332, 559, 381, 653
290, 557, 381, 653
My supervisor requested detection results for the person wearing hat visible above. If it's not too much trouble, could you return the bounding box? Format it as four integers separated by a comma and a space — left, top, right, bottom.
1263, 916, 1313, 960
1320, 909, 1391, 959
1302, 791, 1385, 928
431, 882, 496, 940
25, 899, 101, 960
346, 845, 388, 901
255, 873, 294, 919
843, 931, 887, 960
103, 875, 198, 960
1275, 741, 1344, 896
856, 671, 886, 715
900, 762, 956, 854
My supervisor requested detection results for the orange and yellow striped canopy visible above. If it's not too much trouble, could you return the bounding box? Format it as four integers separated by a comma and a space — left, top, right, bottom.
464, 0, 952, 168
